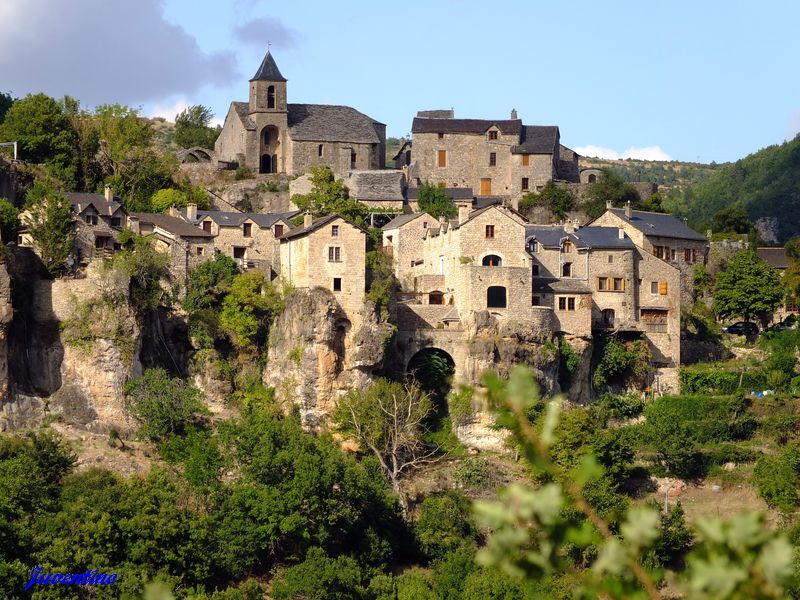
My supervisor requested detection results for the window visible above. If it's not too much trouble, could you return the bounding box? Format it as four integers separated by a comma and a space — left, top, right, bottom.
521, 177, 529, 191
202, 220, 212, 233
110, 217, 121, 228
558, 297, 576, 311
602, 308, 615, 327
196, 247, 204, 257
422, 221, 428, 229
333, 277, 342, 292
332, 225, 339, 237
528, 239, 539, 253
243, 223, 252, 238
274, 224, 284, 237
350, 151, 356, 169
267, 85, 275, 109
438, 150, 446, 167
532, 264, 540, 276
318, 144, 324, 157
562, 262, 572, 277
522, 154, 530, 166
692, 249, 698, 263
328, 247, 341, 262
233, 247, 246, 260
94, 237, 106, 249
489, 152, 496, 167
608, 254, 613, 263
438, 132, 444, 139
569, 297, 575, 310
559, 297, 566, 310
482, 254, 502, 267
670, 248, 677, 261
429, 291, 444, 305
562, 240, 573, 253
485, 225, 495, 239
597, 277, 608, 291
532, 295, 540, 306
85, 214, 98, 225
653, 245, 664, 259
487, 286, 507, 308
613, 277, 624, 291
650, 281, 659, 295
488, 130, 498, 140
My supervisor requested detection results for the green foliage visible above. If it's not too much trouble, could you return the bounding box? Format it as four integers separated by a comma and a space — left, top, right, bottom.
291, 165, 369, 226
415, 492, 479, 561
713, 250, 784, 324
183, 254, 239, 312
583, 169, 643, 219
593, 393, 645, 423
713, 205, 751, 234
124, 368, 207, 442
592, 336, 651, 388
519, 180, 576, 219
447, 386, 473, 425
0, 197, 18, 243
149, 186, 211, 213
234, 165, 251, 180
558, 336, 580, 389
653, 502, 693, 567
24, 180, 75, 275
680, 363, 767, 394
754, 443, 800, 513
0, 91, 13, 123
219, 271, 284, 349
417, 182, 456, 219
173, 104, 219, 149
111, 233, 170, 312
0, 92, 77, 185
271, 547, 366, 599
454, 456, 490, 490
365, 247, 398, 319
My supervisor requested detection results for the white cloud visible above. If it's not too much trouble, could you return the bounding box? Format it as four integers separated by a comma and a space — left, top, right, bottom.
234, 16, 299, 48
147, 99, 191, 122
0, 0, 238, 106
575, 144, 672, 161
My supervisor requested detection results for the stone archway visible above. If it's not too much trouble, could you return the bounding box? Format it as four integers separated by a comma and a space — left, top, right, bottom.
260, 125, 280, 174
406, 347, 455, 407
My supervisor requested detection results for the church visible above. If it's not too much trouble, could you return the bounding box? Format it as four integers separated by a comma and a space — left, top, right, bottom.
215, 50, 386, 177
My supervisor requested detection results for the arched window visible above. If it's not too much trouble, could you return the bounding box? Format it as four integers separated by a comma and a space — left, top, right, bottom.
602, 308, 615, 327
429, 291, 444, 305
588, 173, 597, 183
267, 85, 275, 109
487, 286, 507, 308
562, 262, 572, 277
482, 254, 502, 267
562, 239, 573, 253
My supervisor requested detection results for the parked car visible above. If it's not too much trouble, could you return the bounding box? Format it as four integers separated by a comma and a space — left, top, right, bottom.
723, 321, 759, 336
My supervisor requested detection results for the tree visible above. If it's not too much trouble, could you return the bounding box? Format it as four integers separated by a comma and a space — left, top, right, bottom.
0, 93, 77, 185
415, 492, 479, 561
290, 165, 369, 226
124, 368, 207, 442
219, 271, 284, 349
150, 186, 209, 213
417, 182, 456, 219
519, 180, 576, 219
110, 232, 170, 312
713, 205, 750, 234
583, 169, 642, 219
0, 198, 19, 243
0, 92, 14, 123
23, 181, 75, 275
173, 105, 219, 149
334, 379, 436, 513
183, 254, 239, 312
713, 250, 784, 324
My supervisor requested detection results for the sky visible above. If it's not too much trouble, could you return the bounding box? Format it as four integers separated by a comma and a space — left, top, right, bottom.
1, 0, 799, 163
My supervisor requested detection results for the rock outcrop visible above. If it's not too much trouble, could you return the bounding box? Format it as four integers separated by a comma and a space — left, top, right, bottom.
0, 260, 12, 402
264, 287, 393, 430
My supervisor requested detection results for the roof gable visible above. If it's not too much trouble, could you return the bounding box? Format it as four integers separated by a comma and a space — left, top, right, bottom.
251, 50, 287, 82
381, 212, 436, 231
280, 214, 366, 241
600, 208, 707, 242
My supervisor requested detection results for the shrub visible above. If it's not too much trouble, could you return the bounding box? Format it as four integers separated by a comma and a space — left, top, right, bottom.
592, 336, 651, 388
594, 393, 645, 423
680, 364, 767, 394
558, 337, 580, 389
654, 502, 693, 566
271, 547, 366, 600
234, 165, 250, 180
415, 492, 479, 561
183, 254, 239, 312
453, 457, 489, 490
447, 386, 473, 425
754, 445, 800, 514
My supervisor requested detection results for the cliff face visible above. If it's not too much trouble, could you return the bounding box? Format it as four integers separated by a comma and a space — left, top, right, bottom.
264, 288, 393, 430
0, 261, 12, 402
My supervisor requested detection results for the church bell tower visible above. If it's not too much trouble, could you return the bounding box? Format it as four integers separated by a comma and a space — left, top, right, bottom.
249, 50, 288, 113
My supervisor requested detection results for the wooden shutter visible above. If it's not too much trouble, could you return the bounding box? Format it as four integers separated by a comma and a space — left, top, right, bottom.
438, 150, 446, 167
659, 281, 668, 295
480, 178, 492, 195
522, 154, 530, 166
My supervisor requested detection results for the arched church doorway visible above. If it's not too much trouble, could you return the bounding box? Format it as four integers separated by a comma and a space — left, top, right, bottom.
260, 126, 280, 174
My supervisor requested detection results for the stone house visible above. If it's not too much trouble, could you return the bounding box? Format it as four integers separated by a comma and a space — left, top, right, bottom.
757, 246, 795, 323
279, 213, 366, 320
407, 110, 579, 204
215, 50, 386, 178
179, 204, 295, 278
381, 211, 437, 286
346, 170, 406, 211
129, 212, 214, 283
590, 203, 708, 304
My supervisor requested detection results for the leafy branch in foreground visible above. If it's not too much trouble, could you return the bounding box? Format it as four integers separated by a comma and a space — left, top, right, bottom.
475, 367, 793, 599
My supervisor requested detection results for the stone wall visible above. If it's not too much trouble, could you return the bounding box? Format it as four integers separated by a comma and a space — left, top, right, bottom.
288, 139, 382, 178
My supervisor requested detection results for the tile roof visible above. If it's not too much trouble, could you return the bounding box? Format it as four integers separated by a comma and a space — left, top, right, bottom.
391, 140, 411, 161
65, 192, 124, 217
533, 278, 591, 294
511, 126, 559, 154
232, 102, 256, 130
130, 213, 213, 238
348, 170, 405, 201
279, 214, 366, 241
191, 210, 297, 229
250, 50, 287, 82
416, 109, 454, 119
757, 247, 789, 269
605, 208, 707, 241
287, 104, 384, 143
381, 212, 432, 231
411, 117, 522, 136
525, 225, 635, 250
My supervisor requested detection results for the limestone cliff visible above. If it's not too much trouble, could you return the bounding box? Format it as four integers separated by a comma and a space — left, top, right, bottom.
0, 260, 12, 402
264, 288, 393, 430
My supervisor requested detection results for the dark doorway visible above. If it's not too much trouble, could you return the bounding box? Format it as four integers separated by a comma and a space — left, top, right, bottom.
487, 286, 507, 308
407, 347, 455, 406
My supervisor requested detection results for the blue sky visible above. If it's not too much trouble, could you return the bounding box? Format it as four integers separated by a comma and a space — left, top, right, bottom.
2, 0, 799, 163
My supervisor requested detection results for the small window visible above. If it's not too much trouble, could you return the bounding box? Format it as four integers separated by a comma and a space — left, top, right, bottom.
202, 220, 212, 233
438, 150, 446, 167
488, 130, 498, 141
429, 291, 444, 305
318, 144, 324, 157
350, 151, 356, 169
332, 225, 339, 237
653, 245, 664, 259
528, 240, 539, 253
438, 132, 444, 139
532, 295, 540, 306
568, 297, 575, 310
532, 264, 540, 276
489, 152, 497, 167
487, 286, 507, 308
558, 297, 576, 311
650, 281, 659, 295
274, 224, 284, 237
670, 248, 677, 261
597, 277, 608, 291
485, 225, 495, 239
522, 154, 530, 166
243, 223, 252, 238
562, 240, 573, 253
196, 247, 204, 257
333, 277, 342, 292
110, 217, 121, 228
85, 214, 98, 225
608, 255, 613, 264
613, 278, 624, 291
482, 254, 502, 267
328, 247, 341, 262
267, 85, 275, 109
562, 262, 572, 277
521, 177, 529, 191
558, 297, 566, 310
422, 221, 428, 229
684, 248, 692, 262
233, 247, 246, 259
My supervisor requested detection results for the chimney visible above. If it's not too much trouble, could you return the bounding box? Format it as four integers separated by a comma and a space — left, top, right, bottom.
304, 211, 313, 228
104, 185, 113, 202
510, 108, 518, 120
128, 215, 140, 235
186, 203, 197, 222
624, 200, 632, 219
169, 206, 180, 218
564, 221, 575, 234
572, 218, 580, 231
606, 199, 613, 210
457, 202, 471, 225
618, 228, 625, 240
